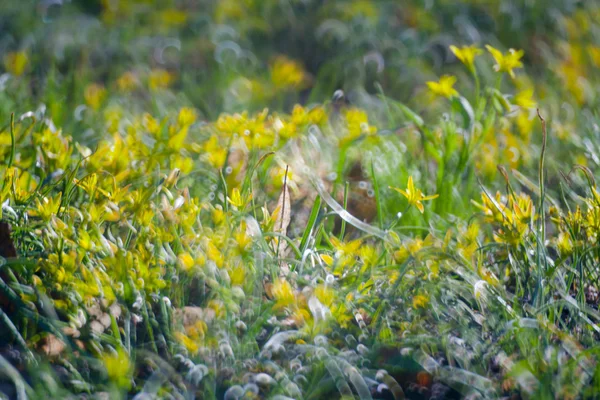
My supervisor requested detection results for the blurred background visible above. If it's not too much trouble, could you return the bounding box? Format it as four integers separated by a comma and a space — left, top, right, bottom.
1, 0, 596, 116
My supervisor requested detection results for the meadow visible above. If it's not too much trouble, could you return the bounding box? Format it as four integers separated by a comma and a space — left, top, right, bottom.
1, 1, 600, 399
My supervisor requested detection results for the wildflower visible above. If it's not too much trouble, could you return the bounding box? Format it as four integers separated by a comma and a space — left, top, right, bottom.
102, 348, 132, 389
227, 187, 252, 209
271, 278, 295, 310
214, 0, 244, 22
308, 106, 328, 126
320, 254, 334, 267
449, 45, 482, 73
116, 71, 137, 92
556, 232, 574, 256
390, 176, 439, 213
159, 8, 188, 27
178, 252, 195, 271
314, 284, 334, 307
84, 84, 107, 111
3, 51, 28, 76
229, 265, 246, 286
473, 191, 532, 246
233, 224, 252, 254
514, 88, 536, 109
270, 56, 307, 90
211, 205, 226, 225
412, 294, 429, 309
324, 236, 363, 272
178, 107, 197, 127
516, 111, 535, 140
329, 236, 362, 257
29, 193, 62, 222
202, 136, 227, 169
392, 236, 433, 263
343, 108, 377, 145
426, 75, 459, 99
215, 109, 275, 149
175, 332, 199, 354
486, 46, 524, 78
206, 240, 224, 268
471, 191, 507, 224
511, 193, 535, 224
148, 68, 174, 90
271, 166, 294, 189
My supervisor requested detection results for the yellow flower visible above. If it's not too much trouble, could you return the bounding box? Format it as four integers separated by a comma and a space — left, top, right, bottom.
29, 193, 62, 222
233, 225, 252, 254
206, 241, 224, 268
214, 0, 245, 22
178, 252, 195, 271
227, 187, 252, 209
102, 349, 132, 389
308, 106, 328, 125
175, 332, 199, 354
3, 51, 28, 76
229, 265, 246, 286
329, 236, 362, 257
178, 107, 197, 127
426, 75, 459, 99
272, 278, 295, 310
486, 46, 524, 78
270, 56, 306, 90
514, 88, 536, 109
202, 135, 227, 169
159, 8, 188, 27
84, 84, 107, 111
116, 71, 137, 92
556, 232, 573, 256
314, 284, 334, 307
449, 45, 482, 73
343, 108, 377, 145
148, 69, 174, 90
390, 176, 439, 213
320, 254, 334, 267
211, 205, 226, 225
412, 294, 429, 309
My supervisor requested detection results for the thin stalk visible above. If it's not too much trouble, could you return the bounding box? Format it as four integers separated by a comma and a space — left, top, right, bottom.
8, 113, 15, 169
371, 159, 384, 230
339, 181, 349, 240
535, 109, 548, 307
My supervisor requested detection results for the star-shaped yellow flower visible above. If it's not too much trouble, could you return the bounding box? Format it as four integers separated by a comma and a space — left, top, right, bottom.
390, 176, 439, 213
450, 45, 483, 73
486, 45, 524, 78
426, 75, 459, 99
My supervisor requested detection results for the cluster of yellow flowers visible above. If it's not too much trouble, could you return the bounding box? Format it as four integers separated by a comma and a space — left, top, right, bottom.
213, 104, 327, 151
472, 191, 535, 246
552, 186, 600, 257
427, 44, 524, 99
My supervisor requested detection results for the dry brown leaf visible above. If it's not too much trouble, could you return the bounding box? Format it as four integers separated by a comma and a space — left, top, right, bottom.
62, 327, 81, 338
174, 306, 215, 329
40, 334, 66, 357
